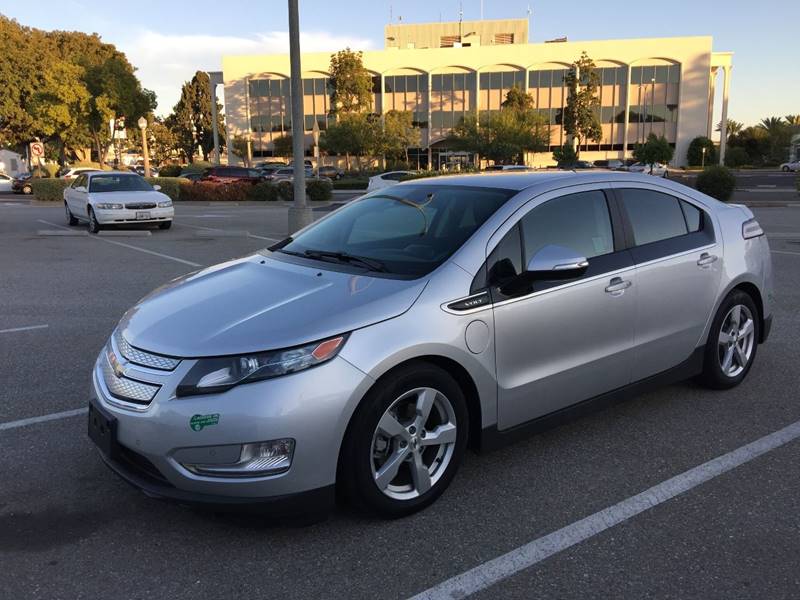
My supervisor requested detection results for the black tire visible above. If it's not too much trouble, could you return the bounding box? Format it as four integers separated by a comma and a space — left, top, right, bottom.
782, 166, 790, 172
158, 220, 172, 230
339, 362, 468, 518
87, 207, 101, 234
663, 170, 669, 178
65, 202, 78, 226
697, 290, 760, 390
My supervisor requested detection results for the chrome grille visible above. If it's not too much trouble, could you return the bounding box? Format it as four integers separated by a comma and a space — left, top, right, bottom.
114, 330, 180, 371
101, 354, 160, 405
125, 202, 156, 209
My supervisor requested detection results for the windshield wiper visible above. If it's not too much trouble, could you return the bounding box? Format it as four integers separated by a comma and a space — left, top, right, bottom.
303, 249, 388, 272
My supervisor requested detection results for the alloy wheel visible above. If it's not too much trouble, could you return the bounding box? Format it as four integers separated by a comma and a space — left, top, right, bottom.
718, 304, 755, 378
370, 387, 457, 500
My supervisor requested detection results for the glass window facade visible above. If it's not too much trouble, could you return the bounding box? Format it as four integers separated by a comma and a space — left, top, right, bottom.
430, 72, 476, 138
384, 74, 428, 129
628, 64, 681, 146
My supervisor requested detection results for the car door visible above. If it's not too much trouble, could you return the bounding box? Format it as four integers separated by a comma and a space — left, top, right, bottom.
612, 184, 721, 381
73, 174, 90, 217
0, 174, 12, 192
65, 175, 84, 215
489, 187, 637, 430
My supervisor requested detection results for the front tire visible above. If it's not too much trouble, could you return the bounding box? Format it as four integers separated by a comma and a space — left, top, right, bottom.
158, 220, 172, 230
65, 203, 78, 226
88, 207, 101, 234
339, 362, 468, 518
22, 184, 32, 195
782, 166, 790, 172
698, 290, 759, 389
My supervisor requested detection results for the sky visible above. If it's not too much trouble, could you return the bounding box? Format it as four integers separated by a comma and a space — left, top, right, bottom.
1, 0, 797, 127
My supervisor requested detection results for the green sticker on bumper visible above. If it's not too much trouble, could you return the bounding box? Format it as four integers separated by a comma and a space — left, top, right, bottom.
190, 413, 220, 431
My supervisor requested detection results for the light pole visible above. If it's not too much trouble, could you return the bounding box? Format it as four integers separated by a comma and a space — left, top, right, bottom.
287, 0, 313, 234
137, 116, 151, 177
312, 119, 320, 178
701, 146, 706, 168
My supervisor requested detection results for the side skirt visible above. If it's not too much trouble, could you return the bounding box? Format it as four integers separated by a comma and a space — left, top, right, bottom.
479, 346, 705, 452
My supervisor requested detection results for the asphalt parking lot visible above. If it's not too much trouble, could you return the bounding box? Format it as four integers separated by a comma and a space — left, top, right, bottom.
1, 189, 799, 599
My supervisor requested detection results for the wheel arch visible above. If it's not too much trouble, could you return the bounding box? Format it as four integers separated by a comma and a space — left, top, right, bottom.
731, 281, 766, 343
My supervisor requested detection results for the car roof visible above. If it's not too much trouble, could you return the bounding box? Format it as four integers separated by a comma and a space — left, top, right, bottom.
86, 170, 142, 177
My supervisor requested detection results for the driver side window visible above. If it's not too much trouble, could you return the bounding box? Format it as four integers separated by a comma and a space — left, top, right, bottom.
72, 175, 87, 189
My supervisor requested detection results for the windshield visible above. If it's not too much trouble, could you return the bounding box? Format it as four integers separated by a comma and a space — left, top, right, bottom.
279, 184, 514, 277
89, 174, 153, 193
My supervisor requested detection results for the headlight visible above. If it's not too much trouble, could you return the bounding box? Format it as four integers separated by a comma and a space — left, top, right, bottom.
96, 203, 123, 209
176, 334, 347, 397
158, 200, 172, 208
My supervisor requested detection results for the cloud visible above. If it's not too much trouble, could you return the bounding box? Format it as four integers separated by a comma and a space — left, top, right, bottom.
119, 30, 374, 115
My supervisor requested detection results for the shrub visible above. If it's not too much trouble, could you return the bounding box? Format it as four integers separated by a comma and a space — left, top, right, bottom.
31, 178, 69, 201
275, 180, 294, 201
180, 161, 212, 174
275, 179, 333, 202
724, 147, 749, 169
552, 143, 578, 165
696, 165, 736, 201
145, 177, 185, 201
177, 181, 252, 202
157, 164, 182, 177
333, 177, 368, 190
687, 137, 717, 167
246, 182, 279, 201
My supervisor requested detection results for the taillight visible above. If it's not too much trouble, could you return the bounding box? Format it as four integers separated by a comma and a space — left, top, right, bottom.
742, 218, 764, 239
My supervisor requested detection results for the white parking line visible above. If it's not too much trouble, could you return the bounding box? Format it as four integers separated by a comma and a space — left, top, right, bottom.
772, 250, 800, 257
0, 324, 49, 334
409, 419, 800, 600
180, 221, 280, 242
0, 407, 88, 432
37, 220, 202, 267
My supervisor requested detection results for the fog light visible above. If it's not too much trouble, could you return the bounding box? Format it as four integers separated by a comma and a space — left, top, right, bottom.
183, 438, 294, 478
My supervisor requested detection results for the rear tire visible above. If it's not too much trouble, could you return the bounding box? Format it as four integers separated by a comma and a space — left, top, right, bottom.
158, 220, 172, 230
88, 207, 101, 234
22, 184, 32, 195
698, 290, 759, 390
65, 203, 78, 226
339, 362, 468, 518
782, 166, 790, 172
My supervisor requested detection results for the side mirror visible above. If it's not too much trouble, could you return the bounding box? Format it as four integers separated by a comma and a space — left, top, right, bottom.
526, 244, 589, 277
153, 184, 162, 191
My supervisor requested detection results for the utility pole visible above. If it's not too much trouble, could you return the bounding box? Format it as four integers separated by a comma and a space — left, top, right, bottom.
137, 117, 151, 177
287, 0, 312, 233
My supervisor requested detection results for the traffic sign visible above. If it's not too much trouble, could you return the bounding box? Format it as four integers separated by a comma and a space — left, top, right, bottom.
30, 142, 44, 158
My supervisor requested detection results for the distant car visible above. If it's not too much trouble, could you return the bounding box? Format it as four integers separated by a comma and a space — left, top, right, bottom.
366, 170, 415, 192
0, 172, 13, 193
180, 172, 203, 183
200, 166, 265, 184
63, 171, 174, 234
288, 160, 314, 169
318, 165, 344, 180
255, 160, 286, 169
59, 166, 101, 180
484, 165, 533, 172
779, 160, 800, 172
12, 173, 33, 194
131, 165, 159, 177
629, 162, 669, 178
557, 160, 595, 170
593, 159, 624, 170
271, 167, 315, 183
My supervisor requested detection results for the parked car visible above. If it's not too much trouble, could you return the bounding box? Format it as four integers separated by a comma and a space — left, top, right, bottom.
270, 167, 315, 183
130, 165, 159, 177
779, 160, 800, 172
180, 172, 204, 183
557, 160, 595, 170
593, 159, 624, 170
0, 172, 13, 192
629, 162, 669, 177
485, 165, 534, 172
59, 166, 101, 180
289, 160, 314, 169
366, 170, 415, 192
11, 173, 33, 194
88, 171, 773, 518
255, 160, 286, 169
200, 166, 265, 184
318, 165, 344, 180
63, 171, 174, 233
616, 158, 640, 171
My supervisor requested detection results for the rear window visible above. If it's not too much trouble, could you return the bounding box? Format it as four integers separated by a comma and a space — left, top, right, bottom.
618, 188, 688, 246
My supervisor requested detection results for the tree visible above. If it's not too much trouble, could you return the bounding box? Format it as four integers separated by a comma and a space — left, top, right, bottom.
328, 49, 374, 115
716, 119, 743, 141
758, 116, 790, 162
687, 136, 716, 166
784, 115, 800, 127
552, 143, 577, 165
232, 135, 251, 166
380, 110, 421, 164
729, 126, 770, 166
633, 133, 674, 173
562, 52, 602, 157
272, 134, 293, 158
320, 113, 381, 171
724, 146, 749, 168
448, 85, 549, 165
147, 119, 177, 165
169, 71, 225, 162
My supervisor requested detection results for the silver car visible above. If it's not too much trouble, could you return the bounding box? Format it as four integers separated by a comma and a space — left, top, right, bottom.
88, 172, 773, 518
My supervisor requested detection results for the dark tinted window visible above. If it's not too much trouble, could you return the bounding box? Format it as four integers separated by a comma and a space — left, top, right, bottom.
280, 185, 514, 277
680, 199, 702, 233
521, 191, 614, 263
619, 189, 688, 245
487, 225, 523, 285
89, 174, 152, 193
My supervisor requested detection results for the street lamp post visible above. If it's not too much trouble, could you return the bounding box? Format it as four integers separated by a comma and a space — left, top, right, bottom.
312, 119, 320, 178
701, 146, 706, 168
137, 117, 151, 177
287, 0, 313, 234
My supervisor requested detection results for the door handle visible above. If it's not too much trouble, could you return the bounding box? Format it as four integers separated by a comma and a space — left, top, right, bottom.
697, 252, 718, 268
605, 277, 631, 295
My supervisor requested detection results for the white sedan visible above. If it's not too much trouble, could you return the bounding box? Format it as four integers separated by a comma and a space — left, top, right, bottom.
366, 170, 415, 192
628, 162, 669, 177
779, 160, 800, 172
63, 171, 174, 233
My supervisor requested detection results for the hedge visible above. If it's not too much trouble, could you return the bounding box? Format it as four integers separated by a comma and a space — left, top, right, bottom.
696, 165, 736, 202
333, 177, 368, 190
176, 181, 281, 202
144, 177, 185, 201
274, 178, 333, 202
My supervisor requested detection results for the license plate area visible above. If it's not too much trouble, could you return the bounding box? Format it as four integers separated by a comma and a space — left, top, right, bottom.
88, 402, 119, 459
136, 211, 151, 220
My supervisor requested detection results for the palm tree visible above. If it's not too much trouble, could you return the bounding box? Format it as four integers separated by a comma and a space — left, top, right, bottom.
758, 116, 785, 135
784, 115, 800, 127
758, 117, 790, 162
716, 119, 743, 140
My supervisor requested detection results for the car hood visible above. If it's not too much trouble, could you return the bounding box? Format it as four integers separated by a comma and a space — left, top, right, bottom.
118, 254, 428, 357
88, 190, 169, 203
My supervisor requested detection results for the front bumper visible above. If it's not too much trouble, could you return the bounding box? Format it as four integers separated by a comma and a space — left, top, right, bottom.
89, 346, 372, 510
95, 206, 174, 225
